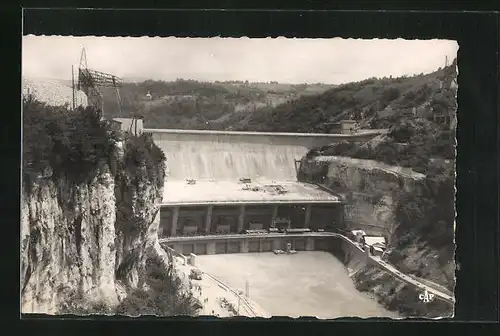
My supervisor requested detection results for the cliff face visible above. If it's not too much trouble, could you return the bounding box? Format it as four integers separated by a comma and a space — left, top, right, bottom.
21, 166, 118, 313
298, 155, 455, 293
299, 155, 426, 238
21, 139, 165, 314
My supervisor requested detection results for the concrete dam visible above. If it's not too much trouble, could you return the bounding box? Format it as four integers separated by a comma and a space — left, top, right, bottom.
145, 128, 383, 181
144, 128, 383, 237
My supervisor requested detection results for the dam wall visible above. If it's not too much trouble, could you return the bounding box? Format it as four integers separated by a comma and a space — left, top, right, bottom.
145, 128, 382, 181
160, 233, 368, 266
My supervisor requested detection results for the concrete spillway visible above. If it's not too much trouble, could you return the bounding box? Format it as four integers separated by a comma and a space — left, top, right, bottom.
145, 128, 382, 181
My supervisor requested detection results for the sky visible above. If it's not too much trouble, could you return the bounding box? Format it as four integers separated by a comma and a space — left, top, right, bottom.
22, 36, 458, 85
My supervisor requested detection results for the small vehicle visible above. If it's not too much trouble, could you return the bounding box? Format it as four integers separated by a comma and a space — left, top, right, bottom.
189, 268, 203, 280
245, 229, 267, 234
273, 249, 285, 255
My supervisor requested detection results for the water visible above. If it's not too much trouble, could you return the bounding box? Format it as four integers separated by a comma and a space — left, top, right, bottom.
150, 131, 342, 181
164, 144, 305, 181
196, 252, 399, 319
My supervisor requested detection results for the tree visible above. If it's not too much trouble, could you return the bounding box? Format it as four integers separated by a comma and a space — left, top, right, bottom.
116, 254, 201, 316
23, 95, 117, 185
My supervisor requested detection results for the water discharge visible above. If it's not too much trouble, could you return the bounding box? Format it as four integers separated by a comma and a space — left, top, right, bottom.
148, 129, 357, 181
162, 141, 306, 181
196, 252, 399, 319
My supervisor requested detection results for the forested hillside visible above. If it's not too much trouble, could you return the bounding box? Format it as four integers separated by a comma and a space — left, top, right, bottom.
99, 79, 335, 129
223, 60, 457, 133
304, 60, 457, 174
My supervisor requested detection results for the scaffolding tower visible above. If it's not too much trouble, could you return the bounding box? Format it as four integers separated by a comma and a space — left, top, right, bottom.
73, 47, 123, 118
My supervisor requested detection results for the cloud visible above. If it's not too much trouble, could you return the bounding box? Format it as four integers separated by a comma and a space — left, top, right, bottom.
22, 36, 458, 84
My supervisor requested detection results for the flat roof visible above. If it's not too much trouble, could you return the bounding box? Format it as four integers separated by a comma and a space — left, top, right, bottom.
364, 236, 386, 246
161, 180, 343, 206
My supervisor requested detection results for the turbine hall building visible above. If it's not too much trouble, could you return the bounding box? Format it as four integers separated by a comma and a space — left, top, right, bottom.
158, 179, 346, 240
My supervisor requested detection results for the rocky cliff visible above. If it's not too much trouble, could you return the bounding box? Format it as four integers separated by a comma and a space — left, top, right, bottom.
298, 155, 455, 316
299, 155, 427, 239
21, 135, 166, 314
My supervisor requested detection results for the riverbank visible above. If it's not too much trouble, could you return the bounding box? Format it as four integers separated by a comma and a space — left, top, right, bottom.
352, 263, 454, 318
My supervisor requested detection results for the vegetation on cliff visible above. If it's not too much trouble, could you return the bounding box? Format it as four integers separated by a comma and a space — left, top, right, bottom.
391, 160, 455, 290
121, 133, 166, 190
23, 95, 198, 316
59, 254, 201, 316
305, 118, 456, 290
22, 94, 118, 187
23, 93, 166, 189
298, 64, 457, 291
309, 118, 454, 175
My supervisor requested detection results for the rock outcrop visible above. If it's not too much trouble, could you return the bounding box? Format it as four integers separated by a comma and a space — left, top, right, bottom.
299, 155, 426, 239
21, 138, 165, 314
21, 166, 119, 313
298, 154, 455, 317
114, 155, 164, 291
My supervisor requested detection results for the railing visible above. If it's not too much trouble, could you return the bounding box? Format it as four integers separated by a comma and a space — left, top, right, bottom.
374, 257, 454, 304
202, 272, 266, 317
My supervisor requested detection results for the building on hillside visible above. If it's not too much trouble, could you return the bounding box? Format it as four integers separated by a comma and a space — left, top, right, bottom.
363, 235, 386, 246
433, 109, 455, 126
363, 236, 387, 256
325, 119, 359, 134
113, 117, 144, 135
369, 244, 385, 256
416, 96, 455, 127
102, 118, 122, 133
100, 116, 144, 135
